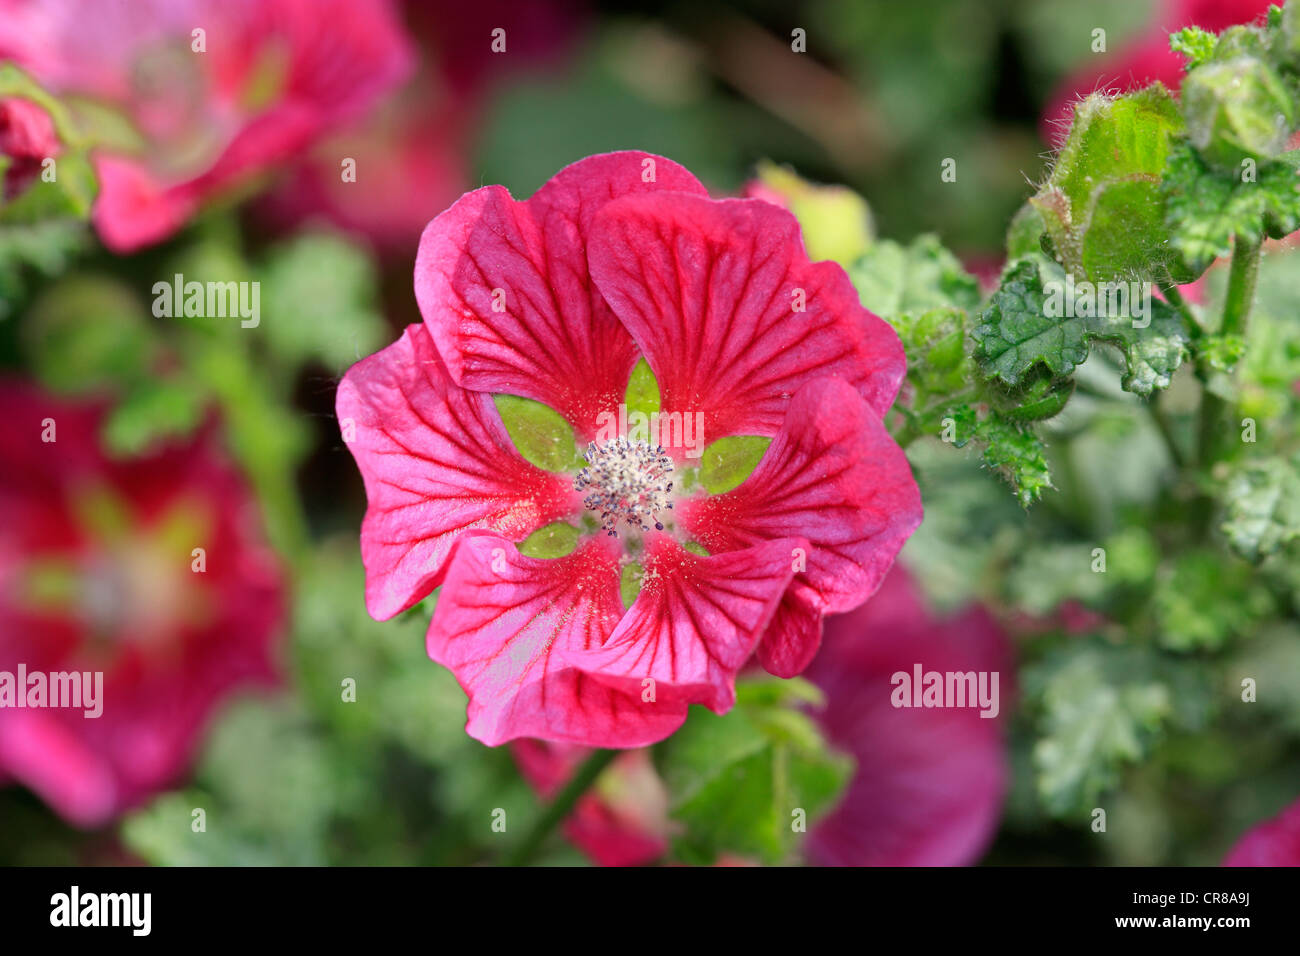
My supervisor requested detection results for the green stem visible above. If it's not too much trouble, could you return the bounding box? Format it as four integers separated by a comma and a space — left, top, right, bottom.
1160, 277, 1201, 338
505, 748, 619, 866
1151, 394, 1187, 470
1196, 234, 1260, 469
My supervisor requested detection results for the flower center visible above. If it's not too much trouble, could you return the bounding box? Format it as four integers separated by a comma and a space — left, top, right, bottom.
574, 438, 674, 537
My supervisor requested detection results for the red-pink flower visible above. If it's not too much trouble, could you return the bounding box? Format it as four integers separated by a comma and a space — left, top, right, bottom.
0, 383, 284, 826
337, 151, 920, 748
0, 96, 60, 200
0, 0, 414, 251
1041, 0, 1273, 146
803, 566, 1012, 866
1223, 796, 1300, 865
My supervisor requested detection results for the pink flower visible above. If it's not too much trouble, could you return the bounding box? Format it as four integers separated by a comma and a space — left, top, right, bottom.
0, 96, 60, 200
0, 383, 284, 826
1223, 797, 1300, 865
0, 0, 415, 251
263, 0, 582, 251
512, 739, 669, 866
337, 151, 920, 748
1041, 0, 1274, 146
803, 566, 1013, 866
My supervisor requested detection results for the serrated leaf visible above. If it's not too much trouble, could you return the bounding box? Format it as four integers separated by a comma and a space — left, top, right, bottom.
974, 258, 1190, 395
846, 233, 981, 320
1163, 144, 1300, 274
1221, 455, 1300, 562
974, 411, 1054, 505
1153, 549, 1276, 650
1030, 650, 1172, 817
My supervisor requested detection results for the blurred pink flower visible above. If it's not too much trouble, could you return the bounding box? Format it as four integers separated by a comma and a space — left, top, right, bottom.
337, 151, 919, 748
1223, 796, 1300, 865
0, 383, 284, 826
0, 0, 415, 251
263, 0, 583, 252
1041, 0, 1274, 146
803, 565, 1013, 866
0, 96, 60, 200
509, 567, 1011, 867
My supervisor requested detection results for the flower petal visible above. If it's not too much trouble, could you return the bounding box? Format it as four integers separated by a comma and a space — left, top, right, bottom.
426, 532, 688, 747
588, 192, 905, 439
336, 324, 577, 621
563, 535, 805, 712
681, 377, 922, 674
414, 151, 708, 439
754, 582, 824, 679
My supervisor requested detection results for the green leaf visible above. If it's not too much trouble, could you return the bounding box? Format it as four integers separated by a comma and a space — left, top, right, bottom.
493, 394, 583, 472
1221, 455, 1300, 562
975, 260, 1088, 384
1162, 144, 1300, 275
1033, 85, 1184, 282
101, 377, 207, 456
259, 231, 386, 370
1030, 649, 1172, 817
22, 275, 154, 393
1153, 549, 1276, 650
845, 233, 981, 320
974, 258, 1190, 395
655, 682, 852, 865
972, 410, 1054, 505
699, 435, 771, 494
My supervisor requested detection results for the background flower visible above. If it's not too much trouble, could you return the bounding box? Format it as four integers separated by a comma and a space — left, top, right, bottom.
0, 383, 283, 827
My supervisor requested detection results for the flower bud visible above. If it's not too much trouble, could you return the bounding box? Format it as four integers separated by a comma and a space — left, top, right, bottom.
1182, 56, 1295, 172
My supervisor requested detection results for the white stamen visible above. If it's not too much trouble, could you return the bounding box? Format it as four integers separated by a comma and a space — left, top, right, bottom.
573, 437, 674, 537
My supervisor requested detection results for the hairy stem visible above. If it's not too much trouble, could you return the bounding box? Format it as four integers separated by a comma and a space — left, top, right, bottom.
504, 748, 619, 866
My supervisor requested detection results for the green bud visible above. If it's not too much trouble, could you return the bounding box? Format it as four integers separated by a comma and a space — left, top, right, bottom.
989, 370, 1075, 423
1182, 56, 1295, 172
